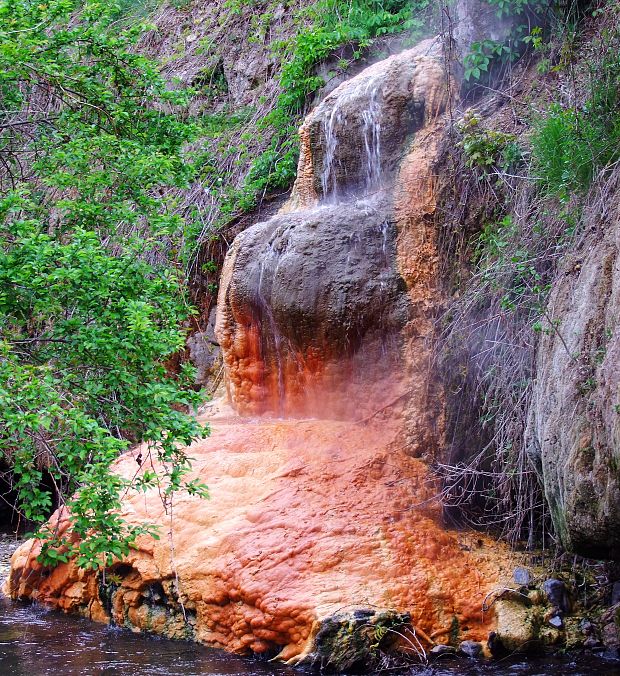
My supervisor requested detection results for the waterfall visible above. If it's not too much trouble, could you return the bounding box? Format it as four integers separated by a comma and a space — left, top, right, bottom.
218, 41, 449, 419
361, 83, 382, 193
320, 105, 342, 202
256, 241, 286, 413
319, 74, 384, 203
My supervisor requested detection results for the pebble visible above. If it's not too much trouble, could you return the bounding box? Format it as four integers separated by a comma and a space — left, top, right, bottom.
429, 644, 456, 657
548, 615, 563, 629
513, 566, 532, 586
458, 640, 483, 658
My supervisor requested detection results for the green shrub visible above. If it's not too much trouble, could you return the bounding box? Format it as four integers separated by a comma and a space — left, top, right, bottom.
0, 0, 208, 569
276, 0, 430, 115
532, 54, 620, 198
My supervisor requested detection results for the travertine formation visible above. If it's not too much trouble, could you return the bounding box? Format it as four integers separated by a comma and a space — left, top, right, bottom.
6, 403, 509, 664
216, 38, 450, 430
6, 38, 517, 664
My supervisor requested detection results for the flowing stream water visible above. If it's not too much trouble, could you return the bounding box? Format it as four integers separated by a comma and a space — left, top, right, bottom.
1, 534, 618, 675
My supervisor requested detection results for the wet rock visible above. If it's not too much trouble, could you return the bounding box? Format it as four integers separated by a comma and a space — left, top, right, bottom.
430, 644, 457, 657
217, 40, 452, 422
309, 610, 409, 671
548, 615, 563, 629
513, 567, 532, 586
5, 403, 508, 664
612, 582, 620, 605
458, 640, 483, 658
543, 579, 571, 614
290, 39, 448, 206
584, 636, 602, 649
580, 618, 595, 635
216, 199, 409, 418
487, 631, 508, 658
495, 600, 541, 653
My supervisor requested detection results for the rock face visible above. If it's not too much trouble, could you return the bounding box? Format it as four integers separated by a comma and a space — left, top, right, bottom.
187, 308, 221, 387
289, 38, 446, 208
216, 198, 409, 418
526, 170, 620, 559
216, 38, 450, 432
6, 36, 518, 665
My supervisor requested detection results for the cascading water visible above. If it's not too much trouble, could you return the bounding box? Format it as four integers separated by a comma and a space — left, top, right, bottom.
255, 243, 286, 414
215, 54, 414, 418
319, 105, 342, 202
319, 73, 384, 203
361, 83, 382, 193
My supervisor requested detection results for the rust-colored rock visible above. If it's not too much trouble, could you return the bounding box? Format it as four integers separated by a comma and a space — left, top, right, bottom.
215, 37, 452, 422
6, 402, 511, 662
289, 38, 447, 208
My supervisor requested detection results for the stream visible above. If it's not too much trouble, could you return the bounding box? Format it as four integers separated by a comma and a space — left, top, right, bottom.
1, 533, 618, 675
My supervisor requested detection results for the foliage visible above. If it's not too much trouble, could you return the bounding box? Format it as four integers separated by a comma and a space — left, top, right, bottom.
232, 0, 431, 219
463, 39, 512, 82
0, 0, 208, 569
531, 54, 620, 198
463, 0, 550, 83
191, 0, 432, 248
274, 0, 430, 116
458, 113, 520, 172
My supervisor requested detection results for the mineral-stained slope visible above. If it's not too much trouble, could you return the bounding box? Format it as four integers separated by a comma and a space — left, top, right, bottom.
6, 402, 509, 663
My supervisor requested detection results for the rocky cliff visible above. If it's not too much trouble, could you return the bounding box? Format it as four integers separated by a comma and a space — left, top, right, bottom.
526, 165, 620, 560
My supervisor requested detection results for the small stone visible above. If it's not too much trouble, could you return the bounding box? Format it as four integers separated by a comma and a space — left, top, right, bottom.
527, 589, 545, 605
612, 582, 620, 606
543, 579, 571, 614
548, 615, 563, 629
513, 566, 532, 586
430, 644, 456, 657
584, 636, 601, 648
458, 640, 483, 658
579, 618, 594, 635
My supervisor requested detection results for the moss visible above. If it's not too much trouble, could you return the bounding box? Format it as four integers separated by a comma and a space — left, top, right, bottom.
311, 610, 409, 671
448, 615, 460, 646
